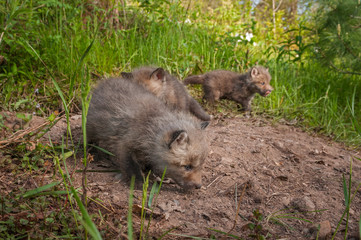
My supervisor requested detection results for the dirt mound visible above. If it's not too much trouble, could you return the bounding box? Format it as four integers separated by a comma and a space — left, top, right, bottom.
1, 112, 360, 239
75, 114, 361, 239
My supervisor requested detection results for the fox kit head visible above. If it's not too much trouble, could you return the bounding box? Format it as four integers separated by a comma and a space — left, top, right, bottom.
121, 68, 167, 98
249, 66, 273, 97
156, 121, 209, 190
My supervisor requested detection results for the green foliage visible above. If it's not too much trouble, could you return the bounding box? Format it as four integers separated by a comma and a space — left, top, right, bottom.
315, 0, 361, 74
0, 181, 83, 239
255, 60, 361, 146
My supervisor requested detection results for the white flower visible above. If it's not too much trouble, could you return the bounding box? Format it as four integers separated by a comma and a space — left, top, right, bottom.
253, 42, 257, 46
185, 18, 191, 24
245, 32, 253, 42
36, 103, 40, 108
34, 88, 39, 94
240, 35, 244, 39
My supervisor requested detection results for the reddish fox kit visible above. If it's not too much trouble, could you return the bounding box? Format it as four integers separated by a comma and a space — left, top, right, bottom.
87, 77, 210, 189
121, 67, 210, 121
184, 66, 273, 111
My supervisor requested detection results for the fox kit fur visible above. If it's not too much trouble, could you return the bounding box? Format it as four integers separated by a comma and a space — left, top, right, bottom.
87, 78, 210, 189
184, 66, 273, 111
121, 67, 210, 121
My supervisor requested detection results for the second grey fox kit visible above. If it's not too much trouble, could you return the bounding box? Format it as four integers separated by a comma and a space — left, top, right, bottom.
86, 78, 210, 189
184, 66, 273, 111
121, 66, 210, 121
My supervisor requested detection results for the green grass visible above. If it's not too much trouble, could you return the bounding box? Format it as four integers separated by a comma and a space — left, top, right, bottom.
1, 0, 360, 146
254, 61, 361, 146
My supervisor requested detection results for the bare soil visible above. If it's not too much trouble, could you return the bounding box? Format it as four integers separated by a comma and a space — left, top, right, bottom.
1, 111, 361, 239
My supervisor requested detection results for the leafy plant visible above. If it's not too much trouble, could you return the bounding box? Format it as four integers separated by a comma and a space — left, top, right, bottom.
314, 0, 361, 74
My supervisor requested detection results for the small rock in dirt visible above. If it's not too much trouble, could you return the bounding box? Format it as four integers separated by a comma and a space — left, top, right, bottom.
317, 220, 332, 239
251, 149, 261, 153
308, 220, 331, 240
273, 141, 289, 153
311, 149, 320, 155
158, 202, 168, 212
253, 196, 262, 204
281, 196, 291, 206
112, 195, 121, 203
223, 139, 231, 143
158, 201, 184, 214
201, 213, 211, 221
71, 115, 82, 120
290, 196, 316, 213
246, 181, 266, 204
221, 157, 233, 164
276, 175, 288, 181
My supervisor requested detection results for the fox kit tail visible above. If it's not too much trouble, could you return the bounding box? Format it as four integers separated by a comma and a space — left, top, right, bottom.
184, 75, 205, 85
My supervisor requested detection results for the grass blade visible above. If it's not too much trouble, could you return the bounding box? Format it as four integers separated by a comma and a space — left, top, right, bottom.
344, 158, 353, 239
208, 228, 244, 239
71, 186, 102, 240
157, 226, 179, 240
128, 176, 135, 240
148, 182, 158, 208
68, 31, 97, 99
145, 167, 167, 237
140, 172, 151, 240
22, 181, 61, 198
342, 174, 349, 207
358, 211, 361, 240
169, 233, 212, 239
25, 190, 69, 198
88, 143, 115, 156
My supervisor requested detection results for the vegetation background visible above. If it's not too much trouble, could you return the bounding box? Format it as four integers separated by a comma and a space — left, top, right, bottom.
0, 0, 360, 238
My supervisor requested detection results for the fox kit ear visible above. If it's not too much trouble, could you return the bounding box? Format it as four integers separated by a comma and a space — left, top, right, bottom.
168, 130, 188, 149
121, 72, 133, 79
251, 67, 259, 78
150, 68, 166, 82
200, 121, 210, 130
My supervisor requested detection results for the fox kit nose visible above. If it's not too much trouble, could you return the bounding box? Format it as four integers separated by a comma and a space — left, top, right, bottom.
195, 183, 202, 189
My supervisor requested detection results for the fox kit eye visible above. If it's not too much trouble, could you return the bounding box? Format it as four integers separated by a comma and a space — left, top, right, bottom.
261, 82, 265, 85
184, 165, 193, 171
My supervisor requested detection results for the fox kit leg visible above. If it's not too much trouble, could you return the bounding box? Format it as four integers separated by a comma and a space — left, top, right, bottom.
240, 100, 251, 112
233, 96, 252, 112
203, 84, 220, 104
188, 98, 211, 121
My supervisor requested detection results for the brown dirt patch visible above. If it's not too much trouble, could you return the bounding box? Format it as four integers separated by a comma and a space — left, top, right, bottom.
1, 112, 361, 239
